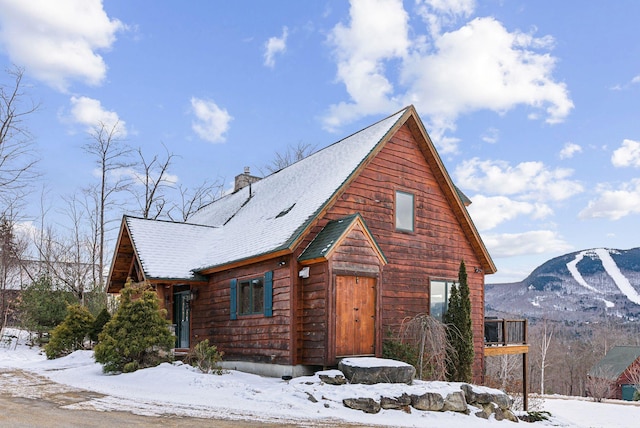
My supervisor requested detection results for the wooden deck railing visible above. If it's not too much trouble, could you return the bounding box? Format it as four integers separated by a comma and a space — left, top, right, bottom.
484, 318, 527, 346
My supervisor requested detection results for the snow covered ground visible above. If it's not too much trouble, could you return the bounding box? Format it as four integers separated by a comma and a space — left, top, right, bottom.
1, 329, 638, 427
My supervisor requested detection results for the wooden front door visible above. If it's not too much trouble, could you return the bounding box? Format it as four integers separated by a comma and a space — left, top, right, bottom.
335, 275, 375, 357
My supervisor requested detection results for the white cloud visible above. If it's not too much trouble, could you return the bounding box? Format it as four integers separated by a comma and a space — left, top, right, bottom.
559, 142, 582, 159
323, 2, 573, 152
323, 0, 409, 131
415, 0, 476, 37
0, 0, 124, 92
481, 127, 499, 144
611, 139, 640, 167
467, 194, 552, 231
454, 158, 583, 201
482, 230, 572, 258
632, 75, 640, 84
69, 96, 127, 136
579, 179, 640, 220
190, 97, 232, 143
264, 26, 288, 68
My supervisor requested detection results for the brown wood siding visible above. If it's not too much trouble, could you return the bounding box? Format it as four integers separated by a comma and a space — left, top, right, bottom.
297, 263, 328, 365
323, 124, 486, 382
191, 257, 293, 364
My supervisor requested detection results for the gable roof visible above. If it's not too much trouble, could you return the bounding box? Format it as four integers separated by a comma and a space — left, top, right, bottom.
108, 105, 495, 288
298, 213, 387, 265
588, 346, 640, 380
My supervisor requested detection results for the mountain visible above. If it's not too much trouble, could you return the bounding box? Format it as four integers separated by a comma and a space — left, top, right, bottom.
485, 248, 640, 323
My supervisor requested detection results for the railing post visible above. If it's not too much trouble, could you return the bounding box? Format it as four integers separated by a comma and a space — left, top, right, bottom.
502, 319, 507, 346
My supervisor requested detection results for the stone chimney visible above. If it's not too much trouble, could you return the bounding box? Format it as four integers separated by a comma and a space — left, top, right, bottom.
234, 166, 261, 192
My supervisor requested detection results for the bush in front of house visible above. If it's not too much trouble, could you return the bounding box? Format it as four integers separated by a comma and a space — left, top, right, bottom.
45, 304, 95, 359
382, 314, 451, 381
185, 339, 226, 374
94, 280, 173, 373
88, 307, 111, 344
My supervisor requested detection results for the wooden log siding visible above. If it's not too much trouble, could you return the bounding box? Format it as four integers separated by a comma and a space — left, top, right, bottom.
322, 124, 486, 382
191, 258, 293, 364
297, 264, 328, 364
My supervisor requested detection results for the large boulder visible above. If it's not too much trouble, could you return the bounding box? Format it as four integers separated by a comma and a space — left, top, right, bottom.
410, 392, 445, 411
338, 357, 415, 385
380, 393, 412, 412
442, 391, 468, 413
460, 383, 512, 410
343, 398, 381, 414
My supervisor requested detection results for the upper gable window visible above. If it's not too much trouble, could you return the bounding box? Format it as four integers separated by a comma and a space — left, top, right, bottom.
395, 191, 414, 232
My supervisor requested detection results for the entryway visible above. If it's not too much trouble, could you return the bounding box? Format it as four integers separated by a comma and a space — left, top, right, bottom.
335, 275, 375, 357
173, 290, 190, 349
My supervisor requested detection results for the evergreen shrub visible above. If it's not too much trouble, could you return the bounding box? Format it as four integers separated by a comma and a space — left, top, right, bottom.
94, 280, 173, 373
45, 304, 95, 359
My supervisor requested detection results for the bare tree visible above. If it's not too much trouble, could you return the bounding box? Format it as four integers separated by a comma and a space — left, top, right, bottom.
262, 141, 316, 174
82, 121, 132, 291
586, 365, 616, 402
132, 145, 176, 219
0, 66, 39, 213
537, 319, 554, 394
625, 362, 640, 397
486, 354, 522, 391
169, 180, 225, 222
0, 212, 28, 330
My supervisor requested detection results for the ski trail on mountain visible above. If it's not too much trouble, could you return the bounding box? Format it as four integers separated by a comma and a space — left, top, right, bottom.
566, 251, 601, 293
594, 248, 640, 305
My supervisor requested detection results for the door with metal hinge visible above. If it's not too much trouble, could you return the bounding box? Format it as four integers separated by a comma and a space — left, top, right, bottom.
335, 275, 375, 357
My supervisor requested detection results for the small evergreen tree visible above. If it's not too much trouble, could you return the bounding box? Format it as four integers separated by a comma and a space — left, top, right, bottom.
19, 275, 75, 341
94, 280, 173, 373
444, 260, 474, 382
89, 307, 111, 343
45, 304, 95, 359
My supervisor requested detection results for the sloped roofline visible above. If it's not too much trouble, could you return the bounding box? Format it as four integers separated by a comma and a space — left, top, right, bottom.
403, 106, 496, 274
198, 105, 495, 275
298, 213, 387, 265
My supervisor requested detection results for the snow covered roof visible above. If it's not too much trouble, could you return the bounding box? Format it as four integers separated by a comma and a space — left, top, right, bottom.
588, 346, 640, 380
124, 108, 407, 280
124, 217, 218, 280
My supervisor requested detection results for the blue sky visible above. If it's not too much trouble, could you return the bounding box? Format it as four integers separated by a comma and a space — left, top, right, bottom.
0, 0, 639, 283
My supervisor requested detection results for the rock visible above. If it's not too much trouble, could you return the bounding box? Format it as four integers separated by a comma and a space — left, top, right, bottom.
496, 407, 519, 423
460, 383, 512, 410
305, 392, 318, 403
319, 374, 347, 385
442, 391, 468, 413
410, 392, 445, 411
474, 402, 495, 419
339, 357, 415, 385
343, 397, 381, 414
380, 393, 412, 410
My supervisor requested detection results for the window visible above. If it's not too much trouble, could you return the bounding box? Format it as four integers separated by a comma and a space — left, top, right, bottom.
239, 278, 264, 315
395, 191, 414, 232
230, 271, 273, 319
430, 279, 457, 322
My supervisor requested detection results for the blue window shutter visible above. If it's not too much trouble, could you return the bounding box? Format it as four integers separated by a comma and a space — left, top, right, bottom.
230, 279, 237, 320
264, 271, 273, 317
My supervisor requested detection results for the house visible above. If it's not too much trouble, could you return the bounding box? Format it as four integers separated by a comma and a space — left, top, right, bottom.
107, 105, 496, 382
588, 346, 640, 400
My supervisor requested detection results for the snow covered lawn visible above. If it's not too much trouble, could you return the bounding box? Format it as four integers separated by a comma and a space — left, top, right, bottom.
1, 329, 638, 427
